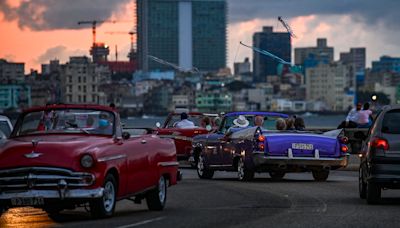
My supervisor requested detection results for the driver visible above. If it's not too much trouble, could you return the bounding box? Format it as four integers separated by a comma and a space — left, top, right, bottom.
94, 118, 113, 135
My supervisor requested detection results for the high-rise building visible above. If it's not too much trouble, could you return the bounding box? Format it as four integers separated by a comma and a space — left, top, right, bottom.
295, 38, 334, 67
0, 59, 25, 84
371, 56, 400, 73
60, 56, 110, 104
306, 62, 355, 111
252, 26, 291, 83
340, 48, 366, 73
137, 0, 227, 72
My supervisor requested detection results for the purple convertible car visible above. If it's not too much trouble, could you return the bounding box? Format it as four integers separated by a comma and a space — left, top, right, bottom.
191, 112, 349, 181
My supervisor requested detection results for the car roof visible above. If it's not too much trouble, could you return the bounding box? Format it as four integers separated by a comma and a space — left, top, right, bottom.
23, 104, 116, 113
224, 111, 288, 118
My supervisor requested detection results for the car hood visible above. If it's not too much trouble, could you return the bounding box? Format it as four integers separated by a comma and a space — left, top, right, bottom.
0, 134, 111, 170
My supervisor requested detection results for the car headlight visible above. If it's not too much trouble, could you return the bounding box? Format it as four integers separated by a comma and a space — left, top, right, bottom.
81, 154, 94, 168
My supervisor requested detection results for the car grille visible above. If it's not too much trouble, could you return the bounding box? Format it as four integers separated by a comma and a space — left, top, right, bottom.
0, 167, 95, 192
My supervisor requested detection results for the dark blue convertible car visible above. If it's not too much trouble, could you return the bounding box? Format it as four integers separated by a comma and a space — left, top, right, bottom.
191, 112, 349, 181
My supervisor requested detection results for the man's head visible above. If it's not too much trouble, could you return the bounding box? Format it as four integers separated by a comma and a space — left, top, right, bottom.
356, 103, 362, 111
181, 112, 188, 120
254, 115, 264, 127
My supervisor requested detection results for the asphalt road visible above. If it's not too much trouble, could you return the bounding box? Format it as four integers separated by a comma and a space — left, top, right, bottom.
2, 169, 400, 228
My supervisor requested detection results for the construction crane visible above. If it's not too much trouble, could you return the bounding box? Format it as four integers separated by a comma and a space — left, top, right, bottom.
278, 16, 297, 38
148, 55, 199, 73
105, 31, 136, 52
77, 20, 118, 46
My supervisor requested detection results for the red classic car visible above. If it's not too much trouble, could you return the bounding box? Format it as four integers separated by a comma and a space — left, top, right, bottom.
156, 112, 219, 162
0, 104, 180, 218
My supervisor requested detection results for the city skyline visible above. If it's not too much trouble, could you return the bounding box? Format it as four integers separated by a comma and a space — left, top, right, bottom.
0, 0, 399, 72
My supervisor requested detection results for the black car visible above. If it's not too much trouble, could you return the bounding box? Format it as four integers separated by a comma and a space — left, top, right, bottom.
358, 105, 400, 204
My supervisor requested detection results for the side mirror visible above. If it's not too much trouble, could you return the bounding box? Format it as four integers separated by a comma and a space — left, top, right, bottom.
122, 132, 131, 140
156, 122, 161, 128
354, 131, 367, 141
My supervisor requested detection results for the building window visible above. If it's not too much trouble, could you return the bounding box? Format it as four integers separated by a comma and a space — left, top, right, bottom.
92, 85, 96, 92
78, 86, 81, 92
68, 76, 72, 83
78, 77, 81, 83
68, 85, 72, 93
92, 94, 96, 102
83, 95, 86, 102
83, 86, 86, 93
78, 95, 81, 103
83, 77, 86, 83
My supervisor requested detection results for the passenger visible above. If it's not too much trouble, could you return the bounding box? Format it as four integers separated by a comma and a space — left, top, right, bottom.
232, 115, 249, 128
294, 117, 306, 131
200, 116, 211, 128
357, 103, 373, 128
276, 118, 286, 130
254, 115, 265, 128
174, 112, 195, 129
94, 118, 113, 135
337, 103, 361, 128
285, 117, 296, 130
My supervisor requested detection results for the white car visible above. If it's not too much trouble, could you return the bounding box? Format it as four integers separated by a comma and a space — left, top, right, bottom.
0, 115, 13, 139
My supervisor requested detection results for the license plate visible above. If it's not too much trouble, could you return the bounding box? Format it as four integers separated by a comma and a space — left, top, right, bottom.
292, 143, 314, 150
11, 197, 44, 206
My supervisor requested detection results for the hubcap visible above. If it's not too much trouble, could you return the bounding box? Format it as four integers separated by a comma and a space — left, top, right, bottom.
159, 176, 166, 203
197, 157, 204, 176
238, 158, 244, 180
103, 181, 115, 212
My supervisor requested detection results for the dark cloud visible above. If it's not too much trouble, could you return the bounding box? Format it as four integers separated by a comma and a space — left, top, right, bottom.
228, 0, 399, 29
0, 0, 132, 30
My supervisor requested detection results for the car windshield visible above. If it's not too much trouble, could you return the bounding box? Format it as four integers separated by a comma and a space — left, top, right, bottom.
165, 114, 217, 128
382, 109, 400, 134
220, 115, 281, 133
0, 121, 11, 137
14, 109, 115, 136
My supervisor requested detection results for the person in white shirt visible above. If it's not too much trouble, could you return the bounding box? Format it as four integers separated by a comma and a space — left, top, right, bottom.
174, 113, 195, 129
357, 103, 373, 128
337, 103, 362, 128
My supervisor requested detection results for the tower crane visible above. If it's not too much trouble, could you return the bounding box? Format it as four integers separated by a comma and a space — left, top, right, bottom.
77, 20, 117, 46
278, 16, 297, 38
147, 55, 199, 74
105, 31, 136, 52
105, 31, 137, 62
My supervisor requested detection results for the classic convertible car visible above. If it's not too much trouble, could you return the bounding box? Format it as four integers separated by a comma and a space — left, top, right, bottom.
156, 112, 219, 161
0, 104, 180, 218
192, 112, 349, 181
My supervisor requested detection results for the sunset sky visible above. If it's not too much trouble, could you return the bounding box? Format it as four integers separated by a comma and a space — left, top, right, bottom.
1, 0, 399, 73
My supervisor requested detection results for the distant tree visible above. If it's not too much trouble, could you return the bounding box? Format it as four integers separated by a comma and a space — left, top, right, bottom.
225, 80, 253, 92
357, 91, 390, 105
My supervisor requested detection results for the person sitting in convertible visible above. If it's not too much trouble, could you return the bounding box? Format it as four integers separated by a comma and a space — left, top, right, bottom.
174, 112, 195, 129
226, 115, 250, 134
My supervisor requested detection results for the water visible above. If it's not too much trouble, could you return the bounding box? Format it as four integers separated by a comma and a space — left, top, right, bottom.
122, 114, 346, 129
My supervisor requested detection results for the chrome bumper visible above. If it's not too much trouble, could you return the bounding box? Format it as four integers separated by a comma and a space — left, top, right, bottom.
252, 151, 349, 167
0, 188, 104, 200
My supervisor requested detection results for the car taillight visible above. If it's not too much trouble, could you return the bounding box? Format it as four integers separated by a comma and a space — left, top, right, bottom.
259, 143, 265, 150
339, 136, 349, 144
340, 145, 348, 153
258, 135, 265, 142
371, 137, 389, 150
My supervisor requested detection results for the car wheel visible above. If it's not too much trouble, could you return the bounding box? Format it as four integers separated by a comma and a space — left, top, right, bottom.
146, 176, 167, 211
269, 171, 285, 181
197, 156, 214, 179
366, 181, 381, 204
238, 157, 254, 181
90, 174, 117, 218
312, 169, 329, 182
359, 166, 367, 199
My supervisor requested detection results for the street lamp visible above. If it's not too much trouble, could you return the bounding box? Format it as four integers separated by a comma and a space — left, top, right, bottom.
371, 94, 377, 102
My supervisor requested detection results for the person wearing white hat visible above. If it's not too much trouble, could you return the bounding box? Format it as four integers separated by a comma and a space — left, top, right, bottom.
232, 115, 250, 128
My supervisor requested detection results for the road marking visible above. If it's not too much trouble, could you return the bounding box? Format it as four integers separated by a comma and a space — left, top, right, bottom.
116, 217, 166, 228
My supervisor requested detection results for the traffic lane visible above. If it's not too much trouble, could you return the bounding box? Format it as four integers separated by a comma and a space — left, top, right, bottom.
2, 170, 400, 227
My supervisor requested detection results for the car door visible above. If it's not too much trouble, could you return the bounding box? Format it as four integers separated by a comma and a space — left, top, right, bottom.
125, 135, 151, 193
204, 133, 224, 166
